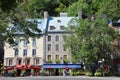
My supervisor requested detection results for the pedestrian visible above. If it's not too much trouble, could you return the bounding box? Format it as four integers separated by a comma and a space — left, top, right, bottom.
63, 68, 66, 76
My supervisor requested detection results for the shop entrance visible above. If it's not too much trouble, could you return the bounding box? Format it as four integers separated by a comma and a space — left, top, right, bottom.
17, 69, 21, 76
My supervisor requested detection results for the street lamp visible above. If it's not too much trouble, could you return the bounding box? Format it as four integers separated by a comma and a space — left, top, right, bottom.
98, 58, 105, 77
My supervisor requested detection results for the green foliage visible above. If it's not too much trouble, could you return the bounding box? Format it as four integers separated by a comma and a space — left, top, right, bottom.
97, 0, 120, 21
0, 0, 42, 45
21, 70, 26, 76
27, 0, 59, 17
74, 71, 81, 76
64, 16, 117, 64
55, 59, 60, 64
95, 72, 102, 77
67, 0, 120, 21
95, 69, 102, 77
85, 71, 92, 76
63, 59, 69, 64
47, 59, 52, 63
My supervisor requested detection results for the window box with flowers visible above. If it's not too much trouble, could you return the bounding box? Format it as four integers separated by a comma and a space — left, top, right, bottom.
47, 59, 52, 63
55, 59, 60, 64
63, 59, 69, 64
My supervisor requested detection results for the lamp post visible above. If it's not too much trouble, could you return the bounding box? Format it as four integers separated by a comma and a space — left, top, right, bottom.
98, 58, 104, 77
102, 58, 104, 77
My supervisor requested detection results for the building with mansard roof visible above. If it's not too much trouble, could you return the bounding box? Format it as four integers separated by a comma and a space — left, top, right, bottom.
3, 12, 81, 76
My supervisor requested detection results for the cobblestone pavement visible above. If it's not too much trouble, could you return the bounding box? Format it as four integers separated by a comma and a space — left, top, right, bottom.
0, 76, 119, 80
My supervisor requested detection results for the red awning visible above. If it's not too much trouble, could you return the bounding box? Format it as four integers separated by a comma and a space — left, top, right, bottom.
32, 66, 41, 70
25, 64, 31, 68
4, 67, 14, 71
16, 64, 23, 69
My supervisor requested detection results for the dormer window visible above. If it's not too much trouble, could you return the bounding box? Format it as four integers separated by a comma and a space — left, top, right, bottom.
60, 26, 65, 30
15, 39, 19, 46
38, 21, 42, 24
57, 20, 61, 23
23, 39, 28, 46
50, 26, 55, 30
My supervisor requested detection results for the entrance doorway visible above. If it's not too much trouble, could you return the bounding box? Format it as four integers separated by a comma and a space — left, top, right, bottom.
17, 69, 21, 76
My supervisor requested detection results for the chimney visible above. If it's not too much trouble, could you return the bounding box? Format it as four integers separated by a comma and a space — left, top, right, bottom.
78, 9, 82, 19
44, 11, 49, 18
60, 13, 67, 17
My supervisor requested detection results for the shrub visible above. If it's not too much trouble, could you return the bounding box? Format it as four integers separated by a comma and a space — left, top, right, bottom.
95, 69, 102, 77
86, 71, 92, 76
63, 59, 69, 64
75, 71, 81, 76
21, 70, 26, 77
47, 59, 52, 63
95, 72, 102, 76
55, 59, 60, 64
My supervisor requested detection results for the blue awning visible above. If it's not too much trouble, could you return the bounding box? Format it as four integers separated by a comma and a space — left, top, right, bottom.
43, 64, 81, 68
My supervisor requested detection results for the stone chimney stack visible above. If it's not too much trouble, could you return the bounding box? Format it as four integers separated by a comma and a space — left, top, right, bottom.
60, 13, 67, 17
78, 9, 82, 19
44, 11, 49, 18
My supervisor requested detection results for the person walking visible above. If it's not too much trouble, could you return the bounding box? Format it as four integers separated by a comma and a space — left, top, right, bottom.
63, 68, 66, 76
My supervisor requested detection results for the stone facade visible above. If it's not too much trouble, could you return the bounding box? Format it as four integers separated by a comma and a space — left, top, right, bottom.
4, 36, 43, 67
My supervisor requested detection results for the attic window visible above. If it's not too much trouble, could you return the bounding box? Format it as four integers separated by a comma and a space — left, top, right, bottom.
57, 20, 61, 23
50, 26, 55, 30
60, 26, 65, 30
38, 21, 42, 24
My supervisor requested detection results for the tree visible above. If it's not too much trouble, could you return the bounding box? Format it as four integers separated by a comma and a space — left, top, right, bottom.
97, 0, 120, 21
67, 0, 120, 21
55, 0, 78, 13
27, 0, 59, 18
65, 0, 120, 64
64, 16, 117, 64
0, 0, 41, 45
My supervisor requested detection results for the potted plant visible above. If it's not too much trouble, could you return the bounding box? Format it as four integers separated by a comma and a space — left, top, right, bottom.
10, 70, 15, 77
86, 71, 92, 76
85, 69, 92, 76
55, 59, 60, 64
95, 69, 102, 77
47, 59, 52, 63
20, 70, 26, 77
63, 59, 69, 64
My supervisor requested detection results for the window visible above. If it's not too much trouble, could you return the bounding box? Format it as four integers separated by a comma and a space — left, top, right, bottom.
60, 26, 65, 30
55, 44, 59, 51
47, 55, 52, 63
23, 39, 28, 46
48, 35, 51, 41
18, 59, 21, 64
47, 55, 51, 60
32, 38, 36, 46
15, 39, 19, 46
48, 44, 51, 51
50, 26, 55, 30
57, 20, 61, 23
55, 35, 59, 41
14, 49, 19, 57
8, 59, 12, 65
23, 49, 27, 56
63, 45, 67, 51
36, 58, 39, 64
63, 55, 67, 59
25, 59, 30, 64
32, 49, 36, 56
55, 55, 59, 59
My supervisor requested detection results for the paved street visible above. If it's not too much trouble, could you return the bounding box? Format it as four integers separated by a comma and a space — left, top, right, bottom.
0, 76, 119, 80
